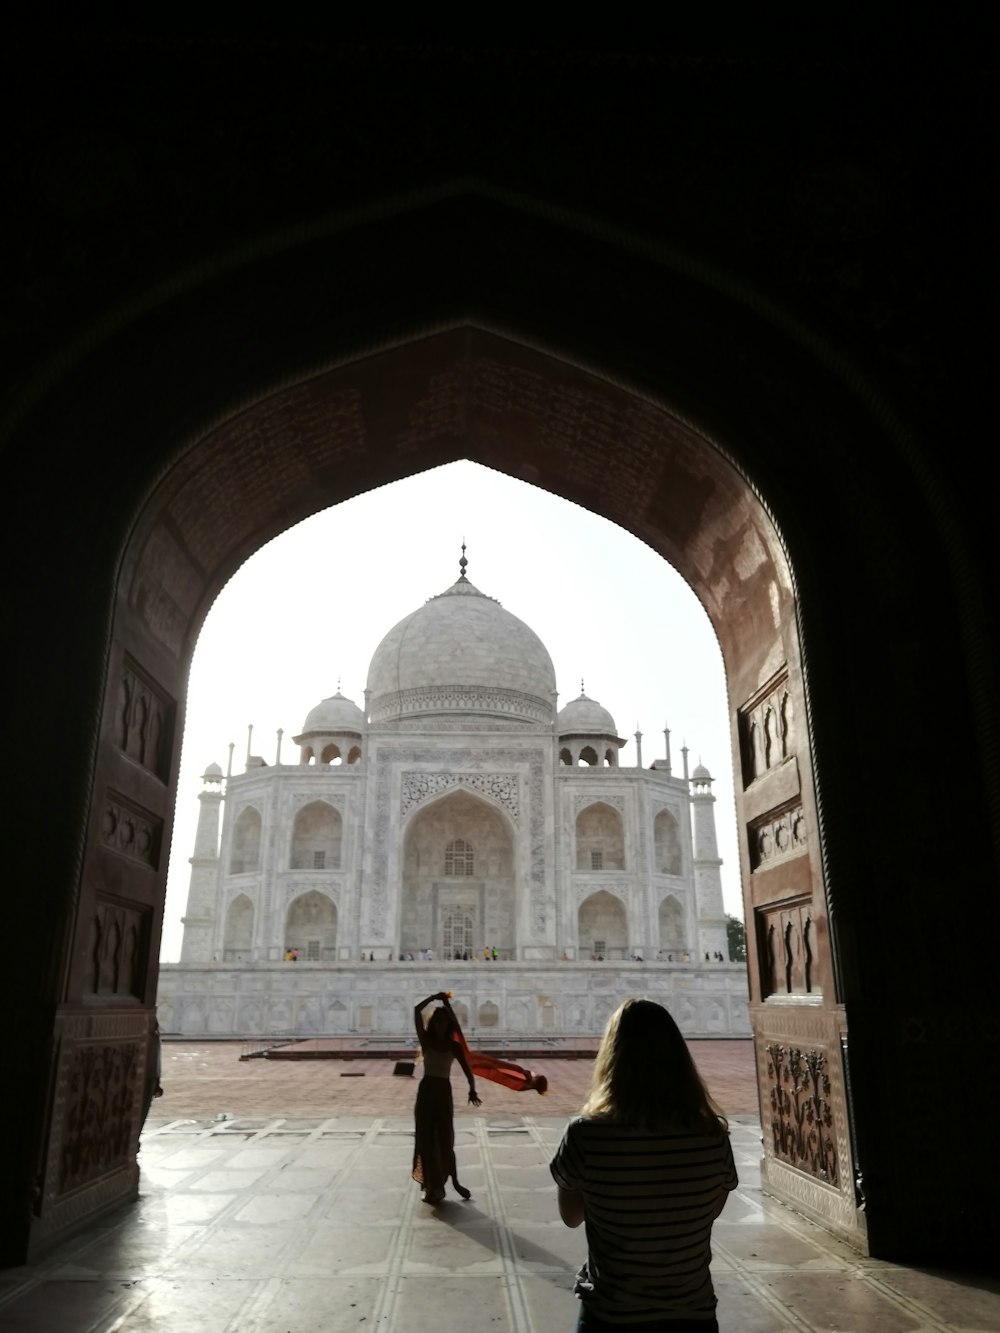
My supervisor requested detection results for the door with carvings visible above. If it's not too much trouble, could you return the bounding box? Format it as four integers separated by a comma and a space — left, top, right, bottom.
735, 666, 864, 1251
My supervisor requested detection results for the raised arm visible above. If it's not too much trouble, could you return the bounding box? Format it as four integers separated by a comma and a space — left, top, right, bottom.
414, 992, 449, 1048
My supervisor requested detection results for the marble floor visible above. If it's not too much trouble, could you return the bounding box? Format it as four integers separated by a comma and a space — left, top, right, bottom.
1, 1113, 998, 1332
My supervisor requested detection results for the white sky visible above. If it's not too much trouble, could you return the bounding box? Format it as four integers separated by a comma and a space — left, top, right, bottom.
160, 460, 744, 961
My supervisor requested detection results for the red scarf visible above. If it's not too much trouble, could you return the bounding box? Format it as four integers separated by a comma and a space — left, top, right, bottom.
451, 1013, 548, 1095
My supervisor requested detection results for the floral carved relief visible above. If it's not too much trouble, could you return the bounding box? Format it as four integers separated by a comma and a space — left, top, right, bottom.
291, 792, 346, 811
117, 658, 174, 781
101, 793, 162, 869
766, 1043, 839, 1187
571, 793, 626, 816
738, 673, 792, 787
402, 771, 520, 819
88, 898, 148, 999
756, 898, 816, 997
750, 802, 807, 870
58, 1040, 142, 1194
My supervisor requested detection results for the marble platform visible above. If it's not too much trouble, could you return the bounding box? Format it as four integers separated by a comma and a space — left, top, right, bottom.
2, 1112, 998, 1332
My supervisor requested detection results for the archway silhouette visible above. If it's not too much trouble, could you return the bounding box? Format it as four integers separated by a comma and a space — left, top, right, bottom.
104, 322, 848, 1241
4, 181, 994, 1271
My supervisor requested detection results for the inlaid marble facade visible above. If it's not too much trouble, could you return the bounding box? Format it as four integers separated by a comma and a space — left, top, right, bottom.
163, 568, 747, 1037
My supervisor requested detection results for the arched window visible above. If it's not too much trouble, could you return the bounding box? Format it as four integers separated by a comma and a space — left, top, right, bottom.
578, 890, 628, 960
347, 745, 362, 764
659, 894, 686, 952
578, 745, 599, 766
444, 838, 474, 876
320, 743, 342, 765
654, 809, 682, 875
285, 890, 338, 961
575, 802, 625, 870
223, 893, 254, 960
559, 747, 573, 766
290, 801, 342, 870
230, 806, 261, 874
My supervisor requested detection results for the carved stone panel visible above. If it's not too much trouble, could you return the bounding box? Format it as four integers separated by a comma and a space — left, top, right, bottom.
101, 792, 163, 870
738, 670, 792, 788
86, 896, 150, 1000
401, 771, 520, 820
766, 1042, 839, 1186
116, 657, 174, 781
35, 1010, 149, 1250
749, 801, 807, 871
571, 792, 626, 816
756, 897, 816, 998
751, 1003, 863, 1252
58, 1039, 142, 1193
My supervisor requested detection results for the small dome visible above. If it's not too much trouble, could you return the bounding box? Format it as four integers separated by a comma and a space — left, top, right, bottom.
557, 691, 619, 738
692, 762, 712, 781
366, 574, 556, 726
300, 691, 365, 735
202, 761, 223, 782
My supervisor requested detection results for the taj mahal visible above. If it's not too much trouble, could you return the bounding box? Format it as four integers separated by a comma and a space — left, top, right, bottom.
157, 554, 750, 1038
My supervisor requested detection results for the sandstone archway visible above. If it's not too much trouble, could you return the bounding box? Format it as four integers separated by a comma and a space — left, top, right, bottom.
12, 318, 854, 1259
10, 154, 991, 1266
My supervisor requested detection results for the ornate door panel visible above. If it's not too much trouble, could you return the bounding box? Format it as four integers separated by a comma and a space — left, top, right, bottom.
30, 641, 177, 1256
738, 669, 866, 1252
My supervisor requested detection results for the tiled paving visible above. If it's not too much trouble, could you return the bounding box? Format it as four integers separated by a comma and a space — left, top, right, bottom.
1, 1044, 998, 1331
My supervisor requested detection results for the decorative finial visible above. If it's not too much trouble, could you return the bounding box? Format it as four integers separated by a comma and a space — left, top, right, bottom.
337, 675, 341, 693
580, 678, 586, 696
459, 540, 468, 580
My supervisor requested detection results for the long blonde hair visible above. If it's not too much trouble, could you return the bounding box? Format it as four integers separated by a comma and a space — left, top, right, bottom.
581, 998, 729, 1134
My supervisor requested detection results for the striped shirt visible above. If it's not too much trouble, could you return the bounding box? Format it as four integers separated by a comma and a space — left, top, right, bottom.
550, 1116, 737, 1324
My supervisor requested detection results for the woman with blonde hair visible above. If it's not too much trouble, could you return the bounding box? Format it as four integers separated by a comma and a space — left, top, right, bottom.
550, 998, 737, 1330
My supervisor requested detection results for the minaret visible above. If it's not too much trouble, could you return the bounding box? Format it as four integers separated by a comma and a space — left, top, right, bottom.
179, 762, 224, 962
690, 762, 728, 960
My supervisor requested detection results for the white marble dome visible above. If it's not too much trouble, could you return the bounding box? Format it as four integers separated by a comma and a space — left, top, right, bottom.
366, 574, 557, 726
557, 691, 619, 737
300, 691, 365, 734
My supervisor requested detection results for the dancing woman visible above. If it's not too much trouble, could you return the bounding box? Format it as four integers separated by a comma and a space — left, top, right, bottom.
412, 991, 480, 1205
412, 991, 549, 1206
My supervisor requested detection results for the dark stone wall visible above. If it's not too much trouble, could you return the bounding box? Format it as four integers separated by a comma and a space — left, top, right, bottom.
1, 37, 996, 1266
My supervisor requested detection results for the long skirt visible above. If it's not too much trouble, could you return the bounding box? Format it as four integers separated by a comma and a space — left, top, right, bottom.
412, 1075, 455, 1196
